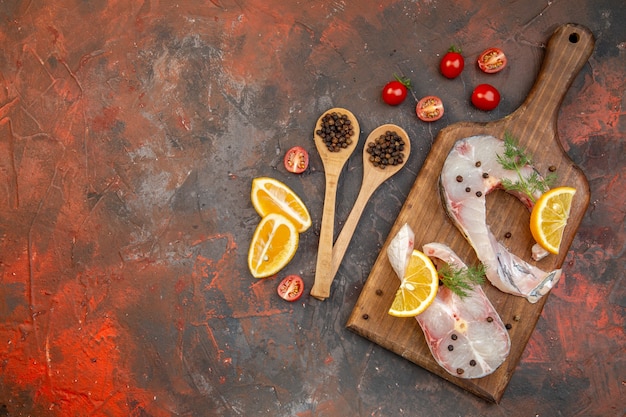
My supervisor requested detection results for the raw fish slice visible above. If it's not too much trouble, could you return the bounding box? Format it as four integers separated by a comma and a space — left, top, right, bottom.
386, 223, 415, 279
439, 135, 561, 303
387, 227, 511, 379
419, 242, 511, 379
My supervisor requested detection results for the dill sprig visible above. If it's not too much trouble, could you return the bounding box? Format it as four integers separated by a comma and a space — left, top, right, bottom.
439, 263, 486, 298
496, 133, 556, 202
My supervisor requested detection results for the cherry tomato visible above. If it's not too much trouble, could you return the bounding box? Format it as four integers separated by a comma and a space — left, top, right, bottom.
416, 96, 444, 122
477, 47, 507, 74
440, 46, 464, 79
382, 75, 411, 106
471, 84, 501, 111
283, 146, 309, 174
277, 275, 304, 302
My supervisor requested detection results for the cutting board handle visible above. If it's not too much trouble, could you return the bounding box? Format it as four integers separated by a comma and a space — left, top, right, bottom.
511, 24, 594, 129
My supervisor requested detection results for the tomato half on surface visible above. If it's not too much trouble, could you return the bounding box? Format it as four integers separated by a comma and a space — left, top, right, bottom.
284, 146, 309, 174
277, 275, 304, 301
440, 46, 464, 79
471, 84, 501, 111
477, 48, 507, 74
416, 96, 444, 122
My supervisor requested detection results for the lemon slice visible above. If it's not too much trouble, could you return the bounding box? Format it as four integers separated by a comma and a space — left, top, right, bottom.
248, 213, 299, 278
389, 249, 439, 317
530, 186, 576, 255
251, 177, 312, 233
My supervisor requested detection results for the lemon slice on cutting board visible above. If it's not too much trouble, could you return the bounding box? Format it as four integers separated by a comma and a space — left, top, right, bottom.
530, 186, 576, 255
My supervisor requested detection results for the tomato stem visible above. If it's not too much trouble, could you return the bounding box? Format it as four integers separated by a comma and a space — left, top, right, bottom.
393, 74, 412, 89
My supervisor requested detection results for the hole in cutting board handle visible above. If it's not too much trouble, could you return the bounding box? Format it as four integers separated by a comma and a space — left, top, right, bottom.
569, 32, 580, 43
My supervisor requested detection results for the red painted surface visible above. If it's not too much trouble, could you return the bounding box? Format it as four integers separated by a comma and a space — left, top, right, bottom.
0, 1, 624, 416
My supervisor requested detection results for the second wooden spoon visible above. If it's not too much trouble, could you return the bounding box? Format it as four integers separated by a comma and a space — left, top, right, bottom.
329, 124, 411, 285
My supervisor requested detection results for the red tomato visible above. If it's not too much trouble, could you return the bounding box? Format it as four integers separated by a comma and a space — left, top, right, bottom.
277, 275, 304, 302
440, 46, 464, 79
382, 75, 411, 106
416, 96, 444, 122
471, 84, 501, 111
284, 146, 309, 174
477, 48, 507, 74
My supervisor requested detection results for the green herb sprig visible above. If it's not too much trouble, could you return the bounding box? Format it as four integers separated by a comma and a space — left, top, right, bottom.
496, 133, 556, 203
439, 263, 486, 298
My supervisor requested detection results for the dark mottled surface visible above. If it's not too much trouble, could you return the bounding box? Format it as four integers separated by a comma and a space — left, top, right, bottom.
0, 1, 624, 416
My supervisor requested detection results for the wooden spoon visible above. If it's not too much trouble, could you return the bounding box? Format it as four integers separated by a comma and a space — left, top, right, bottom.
329, 124, 411, 282
310, 108, 360, 300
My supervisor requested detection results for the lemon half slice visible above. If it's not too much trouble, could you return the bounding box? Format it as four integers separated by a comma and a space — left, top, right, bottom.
530, 186, 576, 255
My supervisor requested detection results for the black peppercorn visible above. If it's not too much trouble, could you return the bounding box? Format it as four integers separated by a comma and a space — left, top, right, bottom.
475, 191, 483, 197
506, 323, 512, 329
451, 334, 457, 340
318, 112, 356, 152
366, 131, 405, 169
482, 172, 489, 178
475, 161, 481, 167
465, 187, 471, 192
456, 368, 464, 375
487, 316, 494, 323
469, 360, 476, 366
505, 232, 512, 239
448, 345, 454, 351
456, 175, 463, 182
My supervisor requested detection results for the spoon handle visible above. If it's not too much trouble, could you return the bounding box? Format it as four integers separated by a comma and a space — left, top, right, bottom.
310, 170, 342, 300
329, 176, 377, 280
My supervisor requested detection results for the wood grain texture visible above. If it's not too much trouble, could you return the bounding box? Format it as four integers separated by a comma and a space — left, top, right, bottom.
347, 23, 595, 402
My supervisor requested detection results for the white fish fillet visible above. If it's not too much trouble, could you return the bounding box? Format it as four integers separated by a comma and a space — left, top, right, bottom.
439, 135, 561, 303
419, 242, 510, 379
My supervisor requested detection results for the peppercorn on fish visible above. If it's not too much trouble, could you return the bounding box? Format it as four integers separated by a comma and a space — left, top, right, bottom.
439, 135, 561, 303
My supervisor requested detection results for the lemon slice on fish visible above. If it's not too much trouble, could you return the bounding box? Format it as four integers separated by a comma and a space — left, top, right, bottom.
389, 250, 439, 318
530, 186, 576, 255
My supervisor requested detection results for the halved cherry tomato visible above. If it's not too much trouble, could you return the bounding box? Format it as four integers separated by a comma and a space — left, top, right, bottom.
416, 96, 444, 122
277, 275, 304, 302
440, 46, 464, 79
382, 75, 411, 106
471, 83, 501, 111
284, 146, 309, 174
477, 48, 507, 74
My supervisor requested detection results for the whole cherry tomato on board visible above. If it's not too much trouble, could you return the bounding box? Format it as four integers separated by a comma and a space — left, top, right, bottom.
416, 96, 444, 122
440, 45, 465, 79
382, 75, 412, 106
277, 275, 304, 302
471, 84, 501, 111
284, 146, 309, 174
477, 47, 507, 74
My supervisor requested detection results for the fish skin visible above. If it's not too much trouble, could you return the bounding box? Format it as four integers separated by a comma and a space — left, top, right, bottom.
418, 242, 510, 379
439, 135, 561, 303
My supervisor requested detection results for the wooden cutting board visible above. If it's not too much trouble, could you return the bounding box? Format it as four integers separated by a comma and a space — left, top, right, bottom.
346, 23, 594, 403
